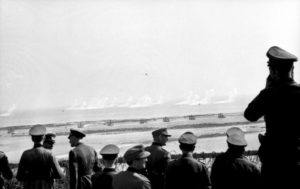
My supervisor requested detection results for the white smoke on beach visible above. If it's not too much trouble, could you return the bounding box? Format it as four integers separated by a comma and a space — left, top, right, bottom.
0, 104, 17, 117
65, 88, 239, 110
176, 88, 238, 106
66, 95, 165, 110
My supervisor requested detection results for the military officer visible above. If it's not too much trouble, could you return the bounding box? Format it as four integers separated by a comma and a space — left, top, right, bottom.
68, 128, 100, 189
91, 144, 120, 189
43, 132, 56, 150
244, 46, 300, 189
145, 128, 171, 189
210, 127, 261, 189
112, 144, 151, 189
0, 151, 13, 189
16, 125, 64, 189
165, 132, 211, 189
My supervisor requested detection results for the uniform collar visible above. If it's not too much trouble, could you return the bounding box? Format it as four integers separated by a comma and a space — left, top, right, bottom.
225, 148, 245, 158
152, 142, 163, 147
127, 167, 142, 174
271, 78, 297, 87
181, 152, 193, 159
103, 167, 116, 173
33, 143, 43, 148
75, 142, 83, 147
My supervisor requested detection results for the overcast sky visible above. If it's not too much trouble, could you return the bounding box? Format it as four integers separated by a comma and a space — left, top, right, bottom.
0, 0, 299, 112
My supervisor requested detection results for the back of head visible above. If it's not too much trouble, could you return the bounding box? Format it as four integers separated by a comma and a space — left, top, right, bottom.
68, 128, 86, 139
226, 127, 247, 147
178, 132, 197, 152
266, 46, 297, 74
100, 144, 120, 161
123, 144, 150, 164
29, 125, 46, 143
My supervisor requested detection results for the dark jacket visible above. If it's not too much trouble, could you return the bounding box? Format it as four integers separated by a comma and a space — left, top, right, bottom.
145, 142, 170, 189
244, 78, 300, 188
69, 142, 100, 189
112, 167, 151, 189
16, 144, 64, 189
210, 149, 261, 189
0, 151, 13, 189
91, 168, 117, 189
165, 153, 211, 189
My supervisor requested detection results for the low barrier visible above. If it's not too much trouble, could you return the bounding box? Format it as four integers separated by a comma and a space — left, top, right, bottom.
5, 150, 259, 189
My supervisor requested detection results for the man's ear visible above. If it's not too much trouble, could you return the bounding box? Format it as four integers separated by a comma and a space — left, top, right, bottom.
290, 66, 294, 79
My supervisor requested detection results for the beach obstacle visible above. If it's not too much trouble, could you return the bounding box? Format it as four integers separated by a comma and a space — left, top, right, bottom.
139, 119, 147, 124
188, 115, 196, 120
163, 117, 170, 122
106, 120, 113, 126
218, 113, 225, 118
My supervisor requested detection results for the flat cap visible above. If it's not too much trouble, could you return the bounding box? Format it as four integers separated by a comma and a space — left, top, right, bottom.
178, 132, 197, 145
267, 46, 298, 62
68, 128, 86, 139
100, 144, 120, 155
123, 144, 150, 162
152, 128, 171, 137
44, 132, 56, 143
29, 125, 46, 136
226, 127, 247, 146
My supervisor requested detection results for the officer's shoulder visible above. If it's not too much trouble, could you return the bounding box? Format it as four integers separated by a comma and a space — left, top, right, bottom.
0, 151, 5, 158
135, 172, 150, 183
92, 172, 102, 180
214, 152, 226, 159
166, 159, 177, 167
145, 145, 151, 151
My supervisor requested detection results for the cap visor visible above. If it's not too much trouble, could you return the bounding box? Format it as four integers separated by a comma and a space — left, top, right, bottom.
140, 151, 151, 159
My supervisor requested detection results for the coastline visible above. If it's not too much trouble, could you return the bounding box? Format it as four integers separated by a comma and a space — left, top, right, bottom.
1, 112, 265, 163
0, 111, 264, 137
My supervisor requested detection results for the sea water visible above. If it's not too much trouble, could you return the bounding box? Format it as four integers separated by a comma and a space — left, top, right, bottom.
0, 101, 248, 127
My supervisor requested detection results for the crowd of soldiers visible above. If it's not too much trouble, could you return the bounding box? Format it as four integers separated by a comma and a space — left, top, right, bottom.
1, 46, 300, 189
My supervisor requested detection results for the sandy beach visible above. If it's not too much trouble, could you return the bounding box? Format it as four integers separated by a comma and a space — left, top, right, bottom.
0, 112, 265, 163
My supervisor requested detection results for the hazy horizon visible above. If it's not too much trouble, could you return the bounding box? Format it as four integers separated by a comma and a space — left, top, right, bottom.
1, 0, 299, 115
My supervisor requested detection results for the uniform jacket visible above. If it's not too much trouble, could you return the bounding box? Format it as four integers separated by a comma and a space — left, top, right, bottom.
0, 151, 13, 189
244, 78, 300, 162
69, 142, 99, 189
244, 78, 300, 188
91, 167, 117, 189
145, 143, 170, 189
210, 149, 261, 189
165, 153, 211, 189
16, 144, 64, 189
112, 167, 151, 189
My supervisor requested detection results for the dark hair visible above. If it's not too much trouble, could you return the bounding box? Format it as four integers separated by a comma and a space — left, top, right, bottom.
227, 142, 245, 154
102, 154, 118, 161
269, 60, 294, 73
31, 135, 44, 143
179, 143, 195, 152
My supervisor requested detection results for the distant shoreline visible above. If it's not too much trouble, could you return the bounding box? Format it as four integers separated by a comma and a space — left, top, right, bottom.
0, 111, 264, 137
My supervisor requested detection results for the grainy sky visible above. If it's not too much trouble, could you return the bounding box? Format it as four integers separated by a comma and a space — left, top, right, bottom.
0, 0, 299, 112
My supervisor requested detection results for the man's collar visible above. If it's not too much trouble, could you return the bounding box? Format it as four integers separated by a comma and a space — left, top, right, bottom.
127, 167, 141, 173
152, 142, 163, 146
181, 152, 193, 159
33, 143, 43, 148
103, 167, 116, 172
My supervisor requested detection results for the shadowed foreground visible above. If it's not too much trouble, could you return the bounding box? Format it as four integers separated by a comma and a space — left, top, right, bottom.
5, 150, 259, 189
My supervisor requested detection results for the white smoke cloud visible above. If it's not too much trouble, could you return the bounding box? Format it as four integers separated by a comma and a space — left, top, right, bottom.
0, 104, 17, 117
214, 88, 238, 104
118, 96, 134, 107
130, 95, 153, 108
